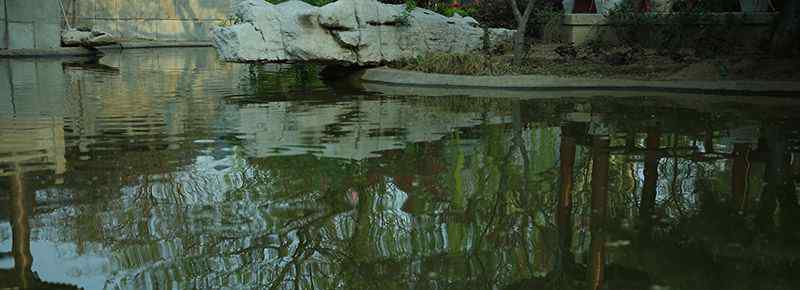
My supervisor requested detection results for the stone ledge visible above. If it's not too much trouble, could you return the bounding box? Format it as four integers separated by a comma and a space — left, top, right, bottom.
0, 41, 212, 57
563, 12, 778, 26
96, 41, 212, 50
356, 67, 800, 97
0, 47, 100, 58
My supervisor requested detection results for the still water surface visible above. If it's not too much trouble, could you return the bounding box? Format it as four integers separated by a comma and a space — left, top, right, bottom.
1, 48, 799, 290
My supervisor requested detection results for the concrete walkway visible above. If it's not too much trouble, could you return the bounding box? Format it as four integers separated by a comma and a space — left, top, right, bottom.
357, 67, 800, 97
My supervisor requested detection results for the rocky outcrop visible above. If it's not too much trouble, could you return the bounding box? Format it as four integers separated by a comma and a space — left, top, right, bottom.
210, 0, 515, 65
61, 28, 116, 47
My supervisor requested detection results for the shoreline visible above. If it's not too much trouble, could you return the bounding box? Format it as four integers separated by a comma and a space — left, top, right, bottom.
356, 67, 800, 97
0, 42, 213, 58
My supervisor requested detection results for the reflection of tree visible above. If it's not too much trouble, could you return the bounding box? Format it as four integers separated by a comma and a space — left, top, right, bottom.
1, 173, 81, 290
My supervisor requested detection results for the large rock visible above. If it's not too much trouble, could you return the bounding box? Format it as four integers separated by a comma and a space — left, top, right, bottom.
210, 0, 515, 65
62, 28, 116, 47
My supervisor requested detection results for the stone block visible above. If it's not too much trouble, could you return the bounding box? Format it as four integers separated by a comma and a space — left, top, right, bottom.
5, 0, 37, 22
6, 0, 62, 23
95, 0, 120, 19
155, 19, 200, 41
178, 0, 231, 20
76, 0, 95, 19
35, 22, 61, 48
8, 22, 35, 49
0, 21, 6, 49
73, 18, 95, 30
0, 60, 10, 116
119, 20, 157, 40
92, 19, 119, 36
132, 0, 177, 20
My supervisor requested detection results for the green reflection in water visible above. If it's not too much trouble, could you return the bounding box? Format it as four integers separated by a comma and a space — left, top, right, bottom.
0, 48, 799, 290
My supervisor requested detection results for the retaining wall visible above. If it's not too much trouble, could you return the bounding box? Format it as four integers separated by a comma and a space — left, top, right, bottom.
1, 0, 63, 49
63, 0, 231, 42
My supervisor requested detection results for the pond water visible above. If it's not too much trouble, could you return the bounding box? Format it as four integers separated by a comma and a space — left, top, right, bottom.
1, 48, 799, 290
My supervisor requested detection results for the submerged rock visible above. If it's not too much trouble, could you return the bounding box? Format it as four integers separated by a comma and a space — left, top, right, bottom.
210, 0, 515, 65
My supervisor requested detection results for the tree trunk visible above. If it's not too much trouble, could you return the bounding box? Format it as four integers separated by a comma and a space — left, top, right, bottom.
771, 0, 800, 55
508, 0, 536, 65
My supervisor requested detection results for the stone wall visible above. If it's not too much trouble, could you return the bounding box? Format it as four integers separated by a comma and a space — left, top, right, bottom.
1, 0, 63, 49
561, 12, 778, 47
64, 0, 231, 42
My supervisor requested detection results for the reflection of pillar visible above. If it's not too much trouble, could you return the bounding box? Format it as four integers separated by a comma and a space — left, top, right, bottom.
352, 183, 373, 262
758, 126, 800, 233
556, 125, 577, 266
10, 173, 33, 288
704, 128, 714, 153
589, 136, 609, 290
731, 143, 751, 212
757, 127, 786, 231
639, 128, 660, 239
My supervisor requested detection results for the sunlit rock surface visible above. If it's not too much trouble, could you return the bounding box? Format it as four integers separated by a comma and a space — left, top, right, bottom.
210, 0, 515, 65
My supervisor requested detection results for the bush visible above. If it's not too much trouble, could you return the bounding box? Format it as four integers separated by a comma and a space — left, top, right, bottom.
605, 0, 746, 56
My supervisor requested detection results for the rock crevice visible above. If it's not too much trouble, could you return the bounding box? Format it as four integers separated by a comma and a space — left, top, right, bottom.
210, 0, 515, 65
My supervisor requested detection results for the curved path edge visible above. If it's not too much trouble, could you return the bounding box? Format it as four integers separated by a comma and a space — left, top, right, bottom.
357, 67, 800, 97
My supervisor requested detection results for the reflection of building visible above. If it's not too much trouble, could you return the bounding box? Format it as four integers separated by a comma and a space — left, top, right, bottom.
230, 100, 508, 160
0, 118, 66, 177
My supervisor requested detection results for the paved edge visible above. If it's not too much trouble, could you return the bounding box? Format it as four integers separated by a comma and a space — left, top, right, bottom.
96, 42, 213, 50
0, 42, 213, 58
0, 47, 100, 58
357, 67, 800, 96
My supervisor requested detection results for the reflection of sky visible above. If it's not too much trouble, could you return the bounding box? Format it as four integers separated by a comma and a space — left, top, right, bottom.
0, 224, 111, 290
0, 222, 11, 267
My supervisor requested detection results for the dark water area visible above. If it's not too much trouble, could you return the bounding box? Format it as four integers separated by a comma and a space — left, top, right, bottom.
1, 48, 799, 290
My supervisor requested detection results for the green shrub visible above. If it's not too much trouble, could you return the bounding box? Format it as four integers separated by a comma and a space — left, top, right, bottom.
604, 0, 746, 56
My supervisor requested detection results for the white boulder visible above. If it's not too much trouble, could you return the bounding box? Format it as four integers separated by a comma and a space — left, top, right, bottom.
210, 0, 515, 65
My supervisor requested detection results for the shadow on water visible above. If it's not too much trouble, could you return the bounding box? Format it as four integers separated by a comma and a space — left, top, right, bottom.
0, 48, 799, 289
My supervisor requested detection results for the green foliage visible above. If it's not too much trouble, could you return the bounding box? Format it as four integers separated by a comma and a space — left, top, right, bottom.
395, 0, 417, 26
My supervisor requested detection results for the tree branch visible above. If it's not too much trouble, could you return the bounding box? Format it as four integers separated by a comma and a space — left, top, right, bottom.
507, 0, 523, 23
522, 0, 536, 23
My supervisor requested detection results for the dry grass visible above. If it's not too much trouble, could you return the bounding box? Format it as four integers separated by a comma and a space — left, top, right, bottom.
390, 50, 688, 80
389, 44, 800, 81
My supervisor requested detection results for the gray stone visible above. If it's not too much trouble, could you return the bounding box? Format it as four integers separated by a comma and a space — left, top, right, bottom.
36, 23, 62, 48
95, 0, 120, 19
62, 28, 116, 47
211, 0, 515, 65
9, 22, 35, 49
0, 21, 6, 49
